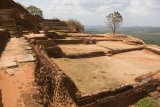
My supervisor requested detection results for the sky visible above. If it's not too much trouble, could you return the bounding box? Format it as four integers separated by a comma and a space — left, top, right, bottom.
14, 0, 160, 27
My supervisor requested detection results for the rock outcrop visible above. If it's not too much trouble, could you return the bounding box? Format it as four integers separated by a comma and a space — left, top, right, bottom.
0, 0, 43, 33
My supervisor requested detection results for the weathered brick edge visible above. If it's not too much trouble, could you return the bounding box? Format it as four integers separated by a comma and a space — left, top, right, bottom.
77, 79, 160, 107
33, 45, 79, 107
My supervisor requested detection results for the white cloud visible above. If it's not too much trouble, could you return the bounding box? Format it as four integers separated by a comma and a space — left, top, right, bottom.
14, 0, 160, 26
124, 0, 160, 26
126, 0, 160, 16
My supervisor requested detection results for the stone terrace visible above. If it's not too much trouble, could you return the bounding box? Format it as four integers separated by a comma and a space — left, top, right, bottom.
24, 32, 160, 107
46, 34, 160, 94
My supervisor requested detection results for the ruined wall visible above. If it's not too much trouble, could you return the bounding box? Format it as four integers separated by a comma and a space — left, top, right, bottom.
145, 46, 160, 55
108, 46, 144, 56
33, 46, 79, 107
0, 0, 43, 33
42, 19, 78, 33
31, 39, 160, 107
0, 9, 19, 37
0, 29, 10, 54
77, 79, 160, 107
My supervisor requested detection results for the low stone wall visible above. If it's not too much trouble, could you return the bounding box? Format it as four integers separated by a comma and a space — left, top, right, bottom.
33, 46, 79, 107
45, 32, 66, 39
135, 71, 160, 82
53, 39, 85, 44
145, 45, 160, 55
63, 51, 106, 59
108, 46, 144, 56
33, 40, 56, 48
77, 79, 160, 107
0, 29, 10, 54
36, 39, 96, 45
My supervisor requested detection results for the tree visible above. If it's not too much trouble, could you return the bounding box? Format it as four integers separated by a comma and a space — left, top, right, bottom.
106, 11, 123, 36
67, 19, 84, 32
26, 5, 43, 17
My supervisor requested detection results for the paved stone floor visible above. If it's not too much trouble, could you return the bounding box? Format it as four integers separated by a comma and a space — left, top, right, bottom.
0, 38, 43, 107
0, 38, 35, 75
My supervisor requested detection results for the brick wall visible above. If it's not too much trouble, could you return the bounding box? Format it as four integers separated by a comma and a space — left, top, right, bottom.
77, 79, 160, 107
0, 9, 19, 37
0, 0, 43, 33
33, 46, 79, 107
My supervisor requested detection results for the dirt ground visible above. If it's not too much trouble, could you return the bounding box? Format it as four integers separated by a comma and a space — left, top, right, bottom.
0, 63, 37, 107
97, 41, 140, 50
53, 50, 160, 94
58, 44, 109, 56
57, 41, 142, 58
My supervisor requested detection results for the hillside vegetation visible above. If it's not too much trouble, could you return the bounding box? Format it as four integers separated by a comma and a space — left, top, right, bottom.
85, 26, 160, 45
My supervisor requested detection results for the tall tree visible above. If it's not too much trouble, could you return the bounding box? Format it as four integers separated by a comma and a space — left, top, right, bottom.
106, 11, 123, 36
26, 5, 43, 17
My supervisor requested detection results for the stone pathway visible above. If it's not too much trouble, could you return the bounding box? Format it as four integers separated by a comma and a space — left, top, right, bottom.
0, 38, 35, 75
0, 38, 43, 107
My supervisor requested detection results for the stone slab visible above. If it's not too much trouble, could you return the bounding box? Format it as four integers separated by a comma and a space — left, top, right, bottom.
17, 54, 35, 63
22, 42, 29, 45
6, 68, 20, 75
0, 61, 18, 68
25, 46, 32, 50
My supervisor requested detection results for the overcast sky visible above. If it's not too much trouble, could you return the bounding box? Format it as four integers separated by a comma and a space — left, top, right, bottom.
14, 0, 160, 27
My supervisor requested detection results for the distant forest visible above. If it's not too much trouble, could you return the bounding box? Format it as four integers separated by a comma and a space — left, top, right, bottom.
85, 26, 160, 45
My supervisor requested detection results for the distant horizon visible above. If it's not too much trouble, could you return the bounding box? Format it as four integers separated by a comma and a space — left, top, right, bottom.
85, 25, 160, 28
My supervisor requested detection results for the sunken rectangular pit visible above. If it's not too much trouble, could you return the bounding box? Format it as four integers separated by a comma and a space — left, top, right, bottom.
45, 38, 160, 95
52, 49, 160, 94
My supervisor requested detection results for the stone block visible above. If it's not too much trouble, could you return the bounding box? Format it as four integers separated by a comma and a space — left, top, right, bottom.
25, 46, 32, 50
0, 61, 18, 68
17, 54, 35, 63
6, 68, 19, 75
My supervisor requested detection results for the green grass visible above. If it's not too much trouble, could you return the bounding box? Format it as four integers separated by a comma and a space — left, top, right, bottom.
137, 97, 160, 107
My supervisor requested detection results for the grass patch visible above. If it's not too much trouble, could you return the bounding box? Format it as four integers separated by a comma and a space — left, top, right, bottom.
137, 97, 160, 107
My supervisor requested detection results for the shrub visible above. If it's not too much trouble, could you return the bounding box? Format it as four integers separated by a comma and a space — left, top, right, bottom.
137, 97, 160, 107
